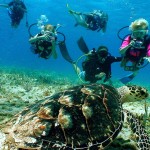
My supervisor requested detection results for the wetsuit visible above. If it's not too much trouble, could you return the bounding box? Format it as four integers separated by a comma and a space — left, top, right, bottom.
31, 33, 55, 59
120, 35, 150, 70
82, 54, 122, 83
85, 11, 108, 31
8, 0, 26, 26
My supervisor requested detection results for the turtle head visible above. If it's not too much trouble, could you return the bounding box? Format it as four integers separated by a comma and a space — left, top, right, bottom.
117, 85, 149, 103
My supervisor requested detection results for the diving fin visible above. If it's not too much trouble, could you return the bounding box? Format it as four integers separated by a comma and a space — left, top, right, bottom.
58, 42, 74, 64
119, 73, 136, 84
51, 41, 57, 59
77, 36, 89, 54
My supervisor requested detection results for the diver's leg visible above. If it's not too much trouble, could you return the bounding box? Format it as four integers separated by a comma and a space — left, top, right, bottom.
76, 14, 88, 27
72, 63, 81, 75
67, 4, 81, 15
71, 13, 87, 27
51, 42, 57, 59
132, 62, 139, 76
67, 4, 87, 27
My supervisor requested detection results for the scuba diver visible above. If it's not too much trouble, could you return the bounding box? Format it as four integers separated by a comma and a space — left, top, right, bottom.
29, 15, 77, 67
0, 0, 27, 28
119, 18, 150, 83
29, 24, 57, 59
67, 4, 108, 32
77, 37, 122, 84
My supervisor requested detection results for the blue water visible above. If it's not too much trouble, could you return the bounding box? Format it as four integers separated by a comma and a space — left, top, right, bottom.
0, 0, 150, 85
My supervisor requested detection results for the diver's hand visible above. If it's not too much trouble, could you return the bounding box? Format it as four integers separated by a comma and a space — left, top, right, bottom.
40, 34, 49, 40
87, 49, 96, 56
129, 40, 144, 49
129, 40, 136, 47
40, 33, 54, 41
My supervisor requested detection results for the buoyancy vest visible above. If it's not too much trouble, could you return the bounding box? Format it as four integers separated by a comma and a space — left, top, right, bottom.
126, 35, 150, 62
32, 33, 53, 59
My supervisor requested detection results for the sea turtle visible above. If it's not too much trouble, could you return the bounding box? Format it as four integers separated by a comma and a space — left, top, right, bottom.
0, 84, 150, 150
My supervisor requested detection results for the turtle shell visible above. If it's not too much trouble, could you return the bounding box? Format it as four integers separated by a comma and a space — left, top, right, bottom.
2, 84, 124, 150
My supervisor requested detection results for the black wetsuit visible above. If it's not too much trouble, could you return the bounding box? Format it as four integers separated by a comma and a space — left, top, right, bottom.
31, 34, 74, 63
8, 0, 26, 26
31, 33, 54, 59
85, 11, 107, 31
82, 54, 122, 83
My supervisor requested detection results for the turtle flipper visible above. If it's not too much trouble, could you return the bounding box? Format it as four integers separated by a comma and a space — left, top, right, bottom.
124, 109, 150, 150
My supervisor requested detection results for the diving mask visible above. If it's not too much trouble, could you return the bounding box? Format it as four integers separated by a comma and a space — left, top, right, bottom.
132, 29, 148, 38
98, 50, 108, 57
97, 50, 108, 63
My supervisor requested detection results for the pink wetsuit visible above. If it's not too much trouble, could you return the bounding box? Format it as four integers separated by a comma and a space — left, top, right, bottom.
120, 36, 150, 57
